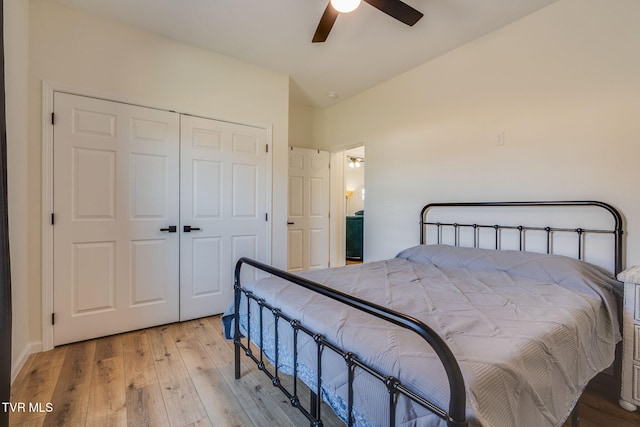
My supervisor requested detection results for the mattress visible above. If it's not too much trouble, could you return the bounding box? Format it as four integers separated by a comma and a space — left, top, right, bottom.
227, 245, 622, 427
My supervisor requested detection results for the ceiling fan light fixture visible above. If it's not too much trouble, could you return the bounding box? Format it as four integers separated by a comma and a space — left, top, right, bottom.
330, 0, 361, 13
313, 0, 423, 43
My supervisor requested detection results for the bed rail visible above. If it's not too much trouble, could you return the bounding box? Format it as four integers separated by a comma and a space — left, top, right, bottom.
234, 257, 468, 427
420, 200, 624, 275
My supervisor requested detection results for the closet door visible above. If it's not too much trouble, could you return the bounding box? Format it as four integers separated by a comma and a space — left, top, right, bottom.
53, 93, 180, 346
180, 115, 269, 320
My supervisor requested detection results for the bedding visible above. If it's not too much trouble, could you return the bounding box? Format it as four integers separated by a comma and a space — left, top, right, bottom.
226, 245, 622, 427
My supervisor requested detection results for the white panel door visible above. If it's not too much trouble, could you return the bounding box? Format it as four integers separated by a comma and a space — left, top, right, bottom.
180, 115, 269, 320
288, 147, 330, 272
53, 92, 180, 346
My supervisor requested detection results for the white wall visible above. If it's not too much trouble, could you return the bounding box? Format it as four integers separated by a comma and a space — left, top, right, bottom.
27, 0, 290, 349
5, 0, 32, 379
317, 0, 640, 267
289, 91, 316, 149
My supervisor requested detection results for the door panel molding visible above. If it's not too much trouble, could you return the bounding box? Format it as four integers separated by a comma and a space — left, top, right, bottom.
287, 147, 330, 272
179, 115, 269, 320
41, 81, 272, 350
52, 92, 181, 346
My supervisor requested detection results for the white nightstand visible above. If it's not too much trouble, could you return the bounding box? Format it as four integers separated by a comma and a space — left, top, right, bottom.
618, 265, 640, 412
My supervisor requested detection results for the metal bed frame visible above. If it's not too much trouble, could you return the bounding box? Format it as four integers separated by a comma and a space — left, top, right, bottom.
233, 201, 624, 427
420, 201, 624, 276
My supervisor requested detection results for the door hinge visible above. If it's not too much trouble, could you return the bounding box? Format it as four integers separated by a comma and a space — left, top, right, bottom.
51, 112, 55, 125
51, 213, 55, 225
265, 144, 269, 153
265, 213, 268, 222
51, 313, 55, 325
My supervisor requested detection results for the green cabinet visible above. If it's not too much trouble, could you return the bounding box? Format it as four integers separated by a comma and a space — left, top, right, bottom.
346, 212, 363, 260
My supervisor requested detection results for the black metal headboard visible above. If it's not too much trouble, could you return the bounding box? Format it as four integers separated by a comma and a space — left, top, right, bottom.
420, 201, 624, 275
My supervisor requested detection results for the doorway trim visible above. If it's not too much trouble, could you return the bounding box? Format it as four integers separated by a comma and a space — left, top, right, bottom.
41, 81, 273, 350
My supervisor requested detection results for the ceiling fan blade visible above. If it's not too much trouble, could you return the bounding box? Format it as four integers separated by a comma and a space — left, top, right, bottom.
313, 3, 339, 43
363, 0, 423, 26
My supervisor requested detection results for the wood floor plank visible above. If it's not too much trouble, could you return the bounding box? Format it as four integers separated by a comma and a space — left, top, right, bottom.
146, 324, 209, 427
573, 391, 640, 427
181, 420, 215, 427
86, 356, 127, 426
41, 339, 96, 427
124, 383, 170, 427
173, 320, 254, 427
120, 329, 170, 427
191, 317, 302, 427
121, 330, 158, 389
8, 418, 45, 427
9, 345, 67, 426
94, 334, 123, 362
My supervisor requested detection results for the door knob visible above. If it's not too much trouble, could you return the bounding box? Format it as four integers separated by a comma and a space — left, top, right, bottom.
183, 225, 202, 232
160, 225, 177, 232
287, 222, 294, 225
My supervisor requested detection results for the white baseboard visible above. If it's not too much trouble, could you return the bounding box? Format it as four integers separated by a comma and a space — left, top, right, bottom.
11, 341, 42, 383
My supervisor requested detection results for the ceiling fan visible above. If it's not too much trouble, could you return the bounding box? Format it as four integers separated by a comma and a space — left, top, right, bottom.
313, 0, 424, 43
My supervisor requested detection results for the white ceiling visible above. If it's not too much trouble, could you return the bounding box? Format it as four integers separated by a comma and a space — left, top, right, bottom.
47, 0, 559, 108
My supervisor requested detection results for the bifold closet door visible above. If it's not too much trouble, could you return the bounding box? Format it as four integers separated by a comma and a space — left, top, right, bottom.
53, 93, 180, 346
179, 115, 268, 320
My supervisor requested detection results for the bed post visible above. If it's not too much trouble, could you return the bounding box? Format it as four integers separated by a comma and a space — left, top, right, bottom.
310, 390, 318, 422
570, 404, 579, 427
234, 260, 242, 379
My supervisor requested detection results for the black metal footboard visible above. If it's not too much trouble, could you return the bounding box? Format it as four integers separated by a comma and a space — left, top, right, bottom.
233, 257, 468, 427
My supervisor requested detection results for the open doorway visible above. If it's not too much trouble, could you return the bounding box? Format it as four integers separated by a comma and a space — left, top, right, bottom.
344, 147, 365, 264
329, 145, 365, 267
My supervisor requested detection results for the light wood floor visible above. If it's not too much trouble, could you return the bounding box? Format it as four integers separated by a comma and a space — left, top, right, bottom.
10, 316, 640, 427
10, 315, 343, 427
